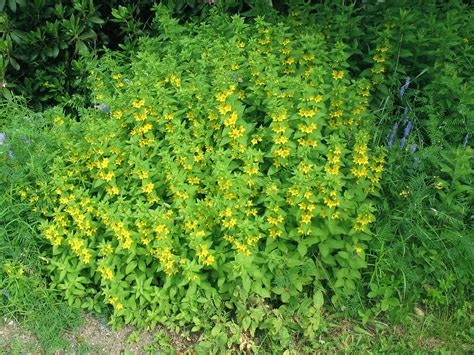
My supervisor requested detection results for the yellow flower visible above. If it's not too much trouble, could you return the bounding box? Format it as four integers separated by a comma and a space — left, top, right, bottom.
123, 237, 132, 249
132, 99, 145, 109
134, 112, 147, 122
142, 182, 154, 194
187, 176, 200, 185
269, 228, 283, 238
218, 104, 232, 115
142, 123, 153, 133
371, 164, 384, 173
435, 182, 443, 190
328, 155, 340, 164
332, 70, 344, 80
274, 136, 288, 144
53, 116, 64, 126
353, 154, 369, 165
301, 213, 312, 224
81, 250, 91, 264
251, 136, 262, 145
272, 125, 287, 134
330, 211, 340, 220
351, 166, 368, 178
272, 112, 287, 122
224, 111, 238, 127
234, 241, 251, 256
324, 196, 340, 208
99, 266, 113, 280
106, 185, 120, 195
274, 147, 290, 158
373, 54, 386, 63
137, 170, 149, 179
102, 171, 114, 182
229, 126, 245, 139
325, 164, 340, 176
223, 218, 237, 229
298, 108, 316, 118
197, 245, 209, 258
203, 255, 215, 266
298, 123, 318, 134
299, 162, 313, 174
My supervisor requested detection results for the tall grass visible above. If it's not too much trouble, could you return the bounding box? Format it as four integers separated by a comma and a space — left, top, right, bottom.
0, 99, 82, 352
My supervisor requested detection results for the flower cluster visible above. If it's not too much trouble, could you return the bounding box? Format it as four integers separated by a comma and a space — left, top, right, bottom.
33, 12, 385, 328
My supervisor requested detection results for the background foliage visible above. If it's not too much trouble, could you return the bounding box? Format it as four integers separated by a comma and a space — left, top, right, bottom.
0, 0, 472, 352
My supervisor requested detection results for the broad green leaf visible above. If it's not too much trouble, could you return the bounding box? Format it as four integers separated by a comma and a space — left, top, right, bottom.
8, 0, 16, 12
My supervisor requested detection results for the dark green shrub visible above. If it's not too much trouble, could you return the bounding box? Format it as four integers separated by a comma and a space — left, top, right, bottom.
0, 0, 155, 109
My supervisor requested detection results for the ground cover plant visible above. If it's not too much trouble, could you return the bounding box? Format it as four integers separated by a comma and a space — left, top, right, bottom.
25, 7, 388, 350
1, 1, 473, 352
0, 98, 83, 352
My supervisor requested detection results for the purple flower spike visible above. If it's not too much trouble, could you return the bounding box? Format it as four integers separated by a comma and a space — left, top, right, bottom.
400, 120, 413, 149
409, 143, 417, 154
0, 132, 5, 145
21, 135, 30, 145
463, 134, 469, 147
400, 77, 410, 100
7, 150, 14, 160
95, 103, 110, 114
400, 137, 407, 149
387, 122, 399, 150
413, 157, 420, 169
403, 121, 413, 138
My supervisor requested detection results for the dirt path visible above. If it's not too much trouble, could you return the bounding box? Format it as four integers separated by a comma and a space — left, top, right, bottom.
0, 314, 170, 354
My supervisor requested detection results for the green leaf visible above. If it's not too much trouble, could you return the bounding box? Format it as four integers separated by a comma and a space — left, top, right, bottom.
8, 0, 16, 12
1, 89, 11, 101
242, 275, 251, 293
313, 290, 324, 309
211, 324, 221, 337
138, 259, 146, 272
399, 49, 413, 58
326, 239, 344, 249
126, 261, 137, 274
75, 40, 89, 54
79, 30, 97, 41
319, 243, 329, 258
9, 57, 20, 70
297, 243, 307, 257
10, 30, 26, 44
89, 16, 105, 24
0, 0, 5, 12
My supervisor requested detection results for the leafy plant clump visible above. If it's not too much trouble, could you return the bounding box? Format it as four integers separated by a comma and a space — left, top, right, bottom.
26, 7, 387, 349
0, 99, 83, 352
